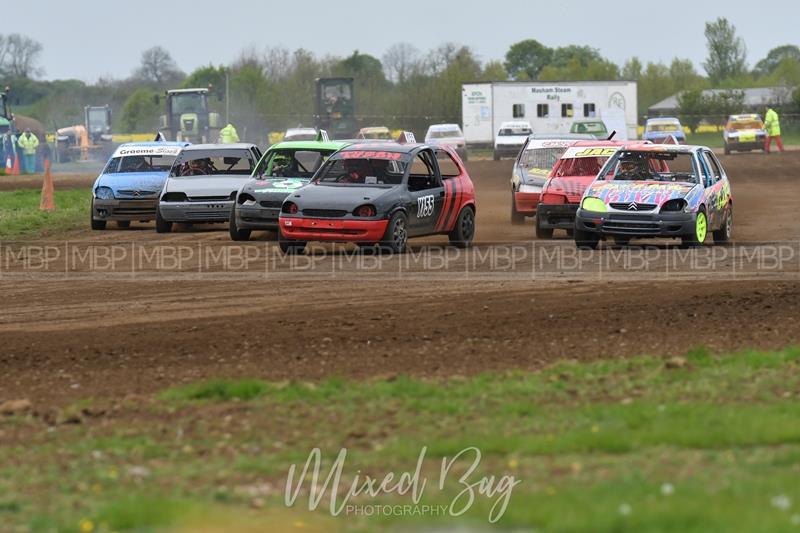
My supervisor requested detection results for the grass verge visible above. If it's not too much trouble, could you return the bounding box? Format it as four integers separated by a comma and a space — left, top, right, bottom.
0, 187, 90, 238
3, 347, 800, 532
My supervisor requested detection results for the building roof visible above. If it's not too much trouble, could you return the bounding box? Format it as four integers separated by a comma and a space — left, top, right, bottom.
648, 87, 795, 114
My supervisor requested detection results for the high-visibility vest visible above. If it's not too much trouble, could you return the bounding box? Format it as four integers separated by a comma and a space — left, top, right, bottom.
220, 124, 240, 144
18, 133, 40, 155
764, 109, 781, 136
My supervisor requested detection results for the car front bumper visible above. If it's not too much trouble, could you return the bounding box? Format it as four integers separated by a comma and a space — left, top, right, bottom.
93, 198, 158, 221
575, 209, 695, 237
235, 205, 281, 230
537, 203, 579, 229
159, 201, 234, 223
280, 217, 389, 242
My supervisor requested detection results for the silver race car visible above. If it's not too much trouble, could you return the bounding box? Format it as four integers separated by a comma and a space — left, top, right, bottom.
155, 143, 263, 233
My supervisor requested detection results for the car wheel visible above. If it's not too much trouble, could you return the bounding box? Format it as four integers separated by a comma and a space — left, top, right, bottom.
713, 205, 733, 243
116, 220, 131, 229
493, 151, 500, 161
682, 208, 708, 247
574, 228, 599, 250
535, 216, 553, 239
510, 190, 525, 225
278, 231, 306, 254
449, 206, 475, 248
90, 204, 106, 231
724, 144, 730, 155
228, 206, 251, 241
461, 151, 468, 162
155, 207, 172, 234
379, 211, 408, 254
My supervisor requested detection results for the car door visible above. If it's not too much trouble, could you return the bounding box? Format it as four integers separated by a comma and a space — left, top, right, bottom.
701, 150, 726, 227
405, 149, 445, 236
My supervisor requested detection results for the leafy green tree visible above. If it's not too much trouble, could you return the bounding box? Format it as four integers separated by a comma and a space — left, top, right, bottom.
182, 65, 227, 97
504, 39, 552, 80
481, 60, 508, 81
754, 45, 800, 77
676, 89, 706, 132
622, 57, 643, 80
538, 57, 619, 81
120, 89, 159, 133
702, 17, 747, 84
551, 45, 603, 68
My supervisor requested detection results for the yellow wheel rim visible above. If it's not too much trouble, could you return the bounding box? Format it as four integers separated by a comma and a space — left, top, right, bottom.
696, 212, 707, 242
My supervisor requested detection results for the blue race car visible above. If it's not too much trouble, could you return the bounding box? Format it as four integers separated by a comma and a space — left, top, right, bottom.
91, 141, 189, 229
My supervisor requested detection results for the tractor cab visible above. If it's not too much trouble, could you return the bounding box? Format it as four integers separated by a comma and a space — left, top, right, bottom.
158, 88, 221, 143
85, 106, 112, 143
315, 78, 356, 140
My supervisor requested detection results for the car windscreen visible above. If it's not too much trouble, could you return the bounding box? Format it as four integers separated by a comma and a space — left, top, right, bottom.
255, 149, 333, 179
314, 152, 409, 186
600, 151, 698, 184
554, 156, 609, 177
499, 127, 532, 136
429, 129, 462, 139
104, 154, 177, 174
520, 147, 568, 171
573, 122, 606, 134
171, 151, 255, 177
646, 122, 681, 132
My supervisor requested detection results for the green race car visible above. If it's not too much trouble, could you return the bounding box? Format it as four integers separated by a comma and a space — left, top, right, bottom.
229, 132, 350, 240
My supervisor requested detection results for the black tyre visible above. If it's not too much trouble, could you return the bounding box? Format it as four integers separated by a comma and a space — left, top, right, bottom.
713, 205, 733, 243
510, 191, 525, 225
535, 216, 554, 239
461, 151, 469, 162
493, 151, 500, 161
379, 211, 408, 254
90, 204, 106, 231
724, 144, 731, 155
116, 220, 131, 229
574, 228, 600, 250
681, 208, 708, 248
228, 206, 251, 241
449, 207, 475, 248
278, 231, 306, 254
155, 208, 172, 234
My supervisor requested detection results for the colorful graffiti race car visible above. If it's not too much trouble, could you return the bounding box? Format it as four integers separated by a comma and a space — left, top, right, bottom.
278, 138, 476, 254
155, 143, 263, 233
723, 114, 767, 154
510, 134, 594, 224
91, 141, 188, 230
229, 135, 350, 240
574, 144, 733, 249
534, 140, 628, 238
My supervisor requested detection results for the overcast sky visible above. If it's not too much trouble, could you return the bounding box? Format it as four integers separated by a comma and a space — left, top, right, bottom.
6, 0, 797, 82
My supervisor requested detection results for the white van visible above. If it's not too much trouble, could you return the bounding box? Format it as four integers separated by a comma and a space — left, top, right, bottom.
494, 121, 532, 160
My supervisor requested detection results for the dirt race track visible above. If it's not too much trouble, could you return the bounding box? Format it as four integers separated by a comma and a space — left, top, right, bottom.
1, 152, 799, 408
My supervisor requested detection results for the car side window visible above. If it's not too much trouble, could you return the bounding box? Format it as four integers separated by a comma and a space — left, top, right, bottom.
408, 151, 440, 191
704, 151, 723, 182
435, 150, 460, 179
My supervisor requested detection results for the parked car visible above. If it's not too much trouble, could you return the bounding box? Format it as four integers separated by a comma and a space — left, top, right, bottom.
356, 126, 393, 140
723, 114, 767, 154
424, 123, 468, 161
643, 117, 686, 144
283, 127, 319, 142
493, 121, 532, 160
91, 141, 189, 230
155, 143, 263, 233
574, 144, 732, 248
570, 120, 608, 138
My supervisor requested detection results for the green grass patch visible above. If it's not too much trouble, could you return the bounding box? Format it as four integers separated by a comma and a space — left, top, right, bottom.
0, 187, 90, 238
7, 347, 800, 532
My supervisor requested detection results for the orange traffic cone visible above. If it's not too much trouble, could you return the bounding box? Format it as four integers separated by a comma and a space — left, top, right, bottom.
11, 154, 19, 175
40, 159, 55, 212
2, 155, 10, 175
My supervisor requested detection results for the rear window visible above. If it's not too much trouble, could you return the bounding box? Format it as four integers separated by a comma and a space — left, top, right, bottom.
429, 128, 462, 139
499, 127, 532, 136
727, 120, 763, 130
646, 122, 681, 132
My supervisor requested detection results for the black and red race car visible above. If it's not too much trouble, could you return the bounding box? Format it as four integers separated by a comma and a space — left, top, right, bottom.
278, 136, 476, 254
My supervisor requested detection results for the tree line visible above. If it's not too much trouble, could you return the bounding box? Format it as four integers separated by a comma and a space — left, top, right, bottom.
2, 17, 799, 139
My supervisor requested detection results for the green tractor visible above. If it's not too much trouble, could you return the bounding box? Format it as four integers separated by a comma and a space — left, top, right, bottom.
157, 88, 221, 143
315, 78, 356, 140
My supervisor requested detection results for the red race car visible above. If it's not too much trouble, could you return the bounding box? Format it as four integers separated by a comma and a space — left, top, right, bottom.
535, 140, 639, 239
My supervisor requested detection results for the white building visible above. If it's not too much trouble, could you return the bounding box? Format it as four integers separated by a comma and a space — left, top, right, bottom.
461, 81, 638, 145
